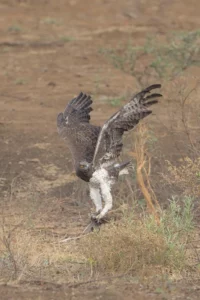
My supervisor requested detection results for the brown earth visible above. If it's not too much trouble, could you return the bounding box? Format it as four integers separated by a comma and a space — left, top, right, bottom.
0, 0, 200, 299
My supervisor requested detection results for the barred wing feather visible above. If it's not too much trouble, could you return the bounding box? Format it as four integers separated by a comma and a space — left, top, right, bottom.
92, 84, 162, 167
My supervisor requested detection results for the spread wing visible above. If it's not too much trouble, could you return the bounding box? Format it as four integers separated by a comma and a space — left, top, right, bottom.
57, 92, 93, 125
57, 92, 100, 165
92, 84, 162, 167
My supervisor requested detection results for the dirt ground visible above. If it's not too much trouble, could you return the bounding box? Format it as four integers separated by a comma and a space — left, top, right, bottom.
0, 0, 200, 299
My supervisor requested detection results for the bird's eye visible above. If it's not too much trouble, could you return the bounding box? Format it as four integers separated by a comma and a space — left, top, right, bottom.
80, 165, 84, 169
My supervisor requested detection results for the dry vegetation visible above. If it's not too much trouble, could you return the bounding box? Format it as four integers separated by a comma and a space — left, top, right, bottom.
0, 223, 84, 282
0, 122, 199, 285
0, 1, 200, 298
164, 157, 200, 198
100, 30, 200, 86
0, 195, 197, 284
79, 196, 194, 276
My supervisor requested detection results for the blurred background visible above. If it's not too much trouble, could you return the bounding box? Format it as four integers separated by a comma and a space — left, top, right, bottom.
0, 1, 200, 299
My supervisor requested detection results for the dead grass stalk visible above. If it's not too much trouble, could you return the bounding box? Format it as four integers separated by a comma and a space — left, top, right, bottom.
129, 124, 160, 223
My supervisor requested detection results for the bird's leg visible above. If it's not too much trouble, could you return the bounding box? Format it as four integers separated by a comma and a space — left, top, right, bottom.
89, 184, 102, 218
95, 180, 113, 221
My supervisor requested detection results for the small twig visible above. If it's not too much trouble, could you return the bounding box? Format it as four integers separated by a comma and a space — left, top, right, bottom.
58, 217, 111, 243
0, 93, 29, 101
15, 274, 127, 289
0, 41, 65, 48
59, 232, 91, 243
58, 219, 101, 243
67, 274, 127, 288
180, 86, 197, 153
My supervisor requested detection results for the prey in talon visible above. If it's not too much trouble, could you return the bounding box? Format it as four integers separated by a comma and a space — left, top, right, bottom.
57, 85, 162, 223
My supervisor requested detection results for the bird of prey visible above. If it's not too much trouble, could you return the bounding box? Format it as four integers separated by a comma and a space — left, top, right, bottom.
57, 84, 162, 222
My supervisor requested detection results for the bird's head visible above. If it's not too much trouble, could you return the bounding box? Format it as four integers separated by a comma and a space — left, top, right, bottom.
76, 161, 93, 182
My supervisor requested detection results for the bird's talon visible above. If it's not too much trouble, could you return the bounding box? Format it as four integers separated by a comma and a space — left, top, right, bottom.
91, 214, 101, 222
91, 214, 105, 225
95, 216, 101, 223
90, 210, 102, 220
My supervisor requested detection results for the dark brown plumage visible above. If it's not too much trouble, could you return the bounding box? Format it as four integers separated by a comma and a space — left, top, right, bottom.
57, 93, 100, 181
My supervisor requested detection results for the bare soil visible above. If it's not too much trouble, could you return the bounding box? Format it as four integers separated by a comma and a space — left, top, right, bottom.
0, 0, 200, 299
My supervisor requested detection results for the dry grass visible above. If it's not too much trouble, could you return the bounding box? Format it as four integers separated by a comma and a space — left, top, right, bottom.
0, 209, 86, 282
79, 196, 194, 277
163, 157, 200, 198
79, 218, 168, 275
0, 227, 76, 282
0, 193, 196, 283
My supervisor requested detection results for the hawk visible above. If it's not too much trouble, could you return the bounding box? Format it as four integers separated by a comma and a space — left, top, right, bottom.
57, 84, 162, 222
